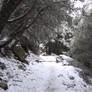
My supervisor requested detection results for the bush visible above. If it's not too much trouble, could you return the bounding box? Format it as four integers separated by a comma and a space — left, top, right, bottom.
45, 38, 69, 55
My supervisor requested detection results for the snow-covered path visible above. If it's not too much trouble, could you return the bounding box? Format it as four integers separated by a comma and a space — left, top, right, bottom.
0, 54, 92, 92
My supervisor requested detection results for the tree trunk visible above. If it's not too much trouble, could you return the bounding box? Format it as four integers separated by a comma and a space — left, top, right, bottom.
0, 0, 23, 34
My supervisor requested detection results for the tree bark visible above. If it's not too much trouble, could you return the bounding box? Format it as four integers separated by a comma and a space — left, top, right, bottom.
0, 0, 23, 34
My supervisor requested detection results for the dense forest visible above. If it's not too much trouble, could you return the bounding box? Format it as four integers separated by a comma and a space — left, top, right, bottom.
0, 0, 92, 91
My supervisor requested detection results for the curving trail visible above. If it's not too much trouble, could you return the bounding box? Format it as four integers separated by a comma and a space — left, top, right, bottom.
0, 54, 92, 92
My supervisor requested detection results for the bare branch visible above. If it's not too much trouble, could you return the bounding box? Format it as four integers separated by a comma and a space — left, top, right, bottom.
25, 6, 49, 29
0, 0, 23, 34
8, 0, 37, 23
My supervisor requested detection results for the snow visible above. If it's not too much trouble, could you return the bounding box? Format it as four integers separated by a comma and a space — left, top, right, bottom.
0, 54, 92, 92
0, 36, 9, 46
0, 37, 9, 42
50, 39, 55, 43
40, 55, 57, 62
74, 1, 84, 8
84, 0, 92, 15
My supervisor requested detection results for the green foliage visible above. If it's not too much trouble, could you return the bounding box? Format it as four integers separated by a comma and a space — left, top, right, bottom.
7, 0, 71, 41
0, 0, 72, 60
70, 8, 92, 70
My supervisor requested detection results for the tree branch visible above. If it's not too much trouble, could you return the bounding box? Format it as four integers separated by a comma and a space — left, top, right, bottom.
0, 0, 23, 34
25, 6, 49, 29
8, 0, 37, 23
0, 2, 48, 49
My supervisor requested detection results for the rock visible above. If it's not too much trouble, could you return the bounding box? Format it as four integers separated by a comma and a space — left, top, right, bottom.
56, 56, 63, 63
0, 72, 3, 77
0, 78, 2, 81
13, 45, 28, 64
0, 62, 6, 70
79, 71, 92, 85
23, 60, 29, 64
18, 64, 26, 71
0, 80, 8, 90
35, 60, 42, 63
69, 76, 75, 80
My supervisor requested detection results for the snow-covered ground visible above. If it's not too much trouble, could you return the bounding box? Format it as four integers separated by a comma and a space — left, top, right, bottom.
0, 53, 92, 92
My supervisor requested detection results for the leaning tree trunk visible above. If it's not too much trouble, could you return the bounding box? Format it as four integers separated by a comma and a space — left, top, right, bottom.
0, 0, 23, 34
